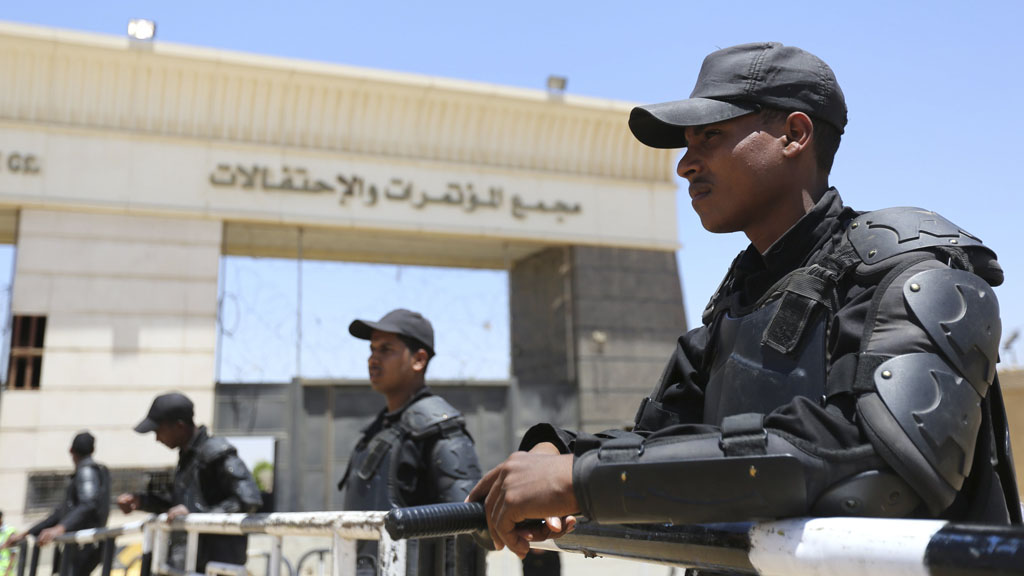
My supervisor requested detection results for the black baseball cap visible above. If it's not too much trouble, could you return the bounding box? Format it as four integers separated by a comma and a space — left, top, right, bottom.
349, 308, 435, 357
629, 42, 847, 149
134, 392, 195, 433
70, 431, 95, 455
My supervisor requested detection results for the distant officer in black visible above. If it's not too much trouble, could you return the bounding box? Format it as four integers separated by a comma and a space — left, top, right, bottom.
338, 309, 483, 576
117, 393, 262, 573
2, 432, 110, 576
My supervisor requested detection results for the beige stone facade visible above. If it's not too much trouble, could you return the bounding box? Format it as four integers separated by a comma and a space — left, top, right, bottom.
998, 368, 1024, 499
0, 20, 681, 529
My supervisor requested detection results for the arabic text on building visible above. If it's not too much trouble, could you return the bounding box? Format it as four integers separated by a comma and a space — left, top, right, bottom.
208, 163, 582, 220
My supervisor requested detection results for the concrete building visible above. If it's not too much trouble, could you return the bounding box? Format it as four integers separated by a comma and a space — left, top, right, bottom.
0, 21, 685, 525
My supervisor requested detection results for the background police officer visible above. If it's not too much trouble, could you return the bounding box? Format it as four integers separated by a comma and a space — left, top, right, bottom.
117, 393, 262, 573
2, 432, 110, 576
469, 42, 1020, 558
339, 308, 482, 575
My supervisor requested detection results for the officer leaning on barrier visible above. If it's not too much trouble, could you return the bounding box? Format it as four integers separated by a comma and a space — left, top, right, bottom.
469, 42, 1022, 558
338, 309, 483, 576
117, 393, 262, 573
2, 432, 110, 576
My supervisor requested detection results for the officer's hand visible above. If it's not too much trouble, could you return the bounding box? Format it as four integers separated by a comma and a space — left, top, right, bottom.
166, 505, 190, 522
521, 442, 578, 541
466, 448, 578, 559
116, 493, 139, 514
37, 526, 65, 546
0, 531, 25, 549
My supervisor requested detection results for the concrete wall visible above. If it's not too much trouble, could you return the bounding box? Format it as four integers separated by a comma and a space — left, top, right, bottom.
509, 245, 686, 438
509, 248, 578, 437
0, 209, 221, 524
999, 368, 1024, 499
571, 247, 686, 432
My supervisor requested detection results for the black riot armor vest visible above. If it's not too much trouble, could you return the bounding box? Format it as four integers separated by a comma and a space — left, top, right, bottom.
339, 394, 472, 576
342, 425, 404, 512
704, 297, 828, 426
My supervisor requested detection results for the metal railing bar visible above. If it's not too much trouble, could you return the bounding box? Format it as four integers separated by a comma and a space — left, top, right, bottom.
15, 541, 28, 576
268, 537, 284, 576
157, 512, 386, 540
331, 533, 354, 576
26, 544, 39, 576
184, 531, 199, 574
294, 548, 329, 576
100, 539, 116, 576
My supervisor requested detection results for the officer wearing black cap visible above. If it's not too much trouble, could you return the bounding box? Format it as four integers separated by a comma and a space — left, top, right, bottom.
339, 309, 483, 576
2, 432, 110, 576
470, 42, 1020, 558
117, 392, 262, 573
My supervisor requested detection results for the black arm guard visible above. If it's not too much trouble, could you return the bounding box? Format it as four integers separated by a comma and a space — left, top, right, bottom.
572, 421, 915, 525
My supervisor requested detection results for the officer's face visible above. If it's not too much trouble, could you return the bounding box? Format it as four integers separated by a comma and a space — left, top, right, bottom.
154, 421, 189, 450
677, 112, 796, 248
368, 331, 421, 396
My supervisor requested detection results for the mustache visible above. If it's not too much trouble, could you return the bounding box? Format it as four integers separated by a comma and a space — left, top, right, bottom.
688, 177, 712, 197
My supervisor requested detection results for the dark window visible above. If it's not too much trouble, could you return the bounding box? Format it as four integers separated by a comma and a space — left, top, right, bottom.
25, 467, 174, 514
24, 471, 68, 513
7, 315, 46, 390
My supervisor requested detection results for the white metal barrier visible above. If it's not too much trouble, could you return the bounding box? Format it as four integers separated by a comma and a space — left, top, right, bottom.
19, 508, 1024, 576
20, 511, 407, 576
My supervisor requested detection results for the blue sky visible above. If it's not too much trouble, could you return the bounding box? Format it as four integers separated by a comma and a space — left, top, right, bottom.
4, 1, 1024, 377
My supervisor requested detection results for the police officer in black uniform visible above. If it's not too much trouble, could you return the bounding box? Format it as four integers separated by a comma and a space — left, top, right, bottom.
469, 42, 1021, 558
3, 432, 110, 576
117, 393, 263, 573
338, 309, 482, 576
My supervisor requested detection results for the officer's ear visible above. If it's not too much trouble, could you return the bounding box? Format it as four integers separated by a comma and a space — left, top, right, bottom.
411, 348, 430, 373
781, 111, 814, 159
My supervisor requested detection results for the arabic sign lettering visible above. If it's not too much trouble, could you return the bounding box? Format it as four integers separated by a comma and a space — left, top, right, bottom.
208, 163, 582, 220
1, 152, 41, 175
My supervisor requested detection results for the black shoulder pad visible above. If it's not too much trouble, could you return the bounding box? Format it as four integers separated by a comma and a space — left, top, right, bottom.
848, 207, 990, 265
75, 464, 103, 500
904, 268, 1000, 390
401, 395, 465, 438
196, 436, 237, 465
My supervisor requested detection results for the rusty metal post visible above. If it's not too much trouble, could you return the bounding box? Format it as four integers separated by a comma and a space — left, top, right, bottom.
376, 529, 406, 576
268, 536, 283, 576
331, 533, 354, 576
185, 531, 199, 574
151, 526, 168, 576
